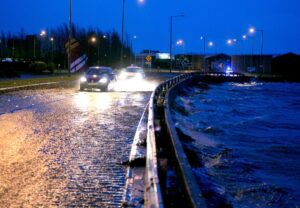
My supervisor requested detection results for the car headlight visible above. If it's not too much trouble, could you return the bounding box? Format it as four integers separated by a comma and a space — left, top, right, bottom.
99, 77, 108, 83
119, 72, 127, 79
80, 77, 87, 82
136, 73, 143, 79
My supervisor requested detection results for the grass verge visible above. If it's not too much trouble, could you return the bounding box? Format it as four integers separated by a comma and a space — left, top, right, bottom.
0, 74, 81, 89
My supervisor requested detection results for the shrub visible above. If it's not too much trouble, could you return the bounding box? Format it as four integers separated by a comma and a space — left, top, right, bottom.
29, 61, 47, 73
47, 62, 56, 74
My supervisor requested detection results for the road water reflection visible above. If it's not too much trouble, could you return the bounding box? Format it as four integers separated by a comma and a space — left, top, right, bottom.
0, 87, 151, 207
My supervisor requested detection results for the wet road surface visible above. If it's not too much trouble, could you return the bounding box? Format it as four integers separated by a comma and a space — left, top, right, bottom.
0, 77, 164, 207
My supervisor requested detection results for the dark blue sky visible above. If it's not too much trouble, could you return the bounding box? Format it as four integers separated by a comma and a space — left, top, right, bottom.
1, 0, 300, 55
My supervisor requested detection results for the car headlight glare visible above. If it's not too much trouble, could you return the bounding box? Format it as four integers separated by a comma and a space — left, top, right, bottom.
119, 72, 127, 79
99, 77, 108, 83
136, 73, 143, 79
80, 77, 87, 82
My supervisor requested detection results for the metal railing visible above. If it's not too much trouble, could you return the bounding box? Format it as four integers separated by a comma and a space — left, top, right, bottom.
145, 73, 193, 208
145, 72, 247, 207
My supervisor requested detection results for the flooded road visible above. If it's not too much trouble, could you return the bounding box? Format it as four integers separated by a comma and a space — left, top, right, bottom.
0, 76, 163, 207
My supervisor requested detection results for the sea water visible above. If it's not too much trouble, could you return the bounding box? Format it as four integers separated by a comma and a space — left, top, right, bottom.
172, 82, 300, 207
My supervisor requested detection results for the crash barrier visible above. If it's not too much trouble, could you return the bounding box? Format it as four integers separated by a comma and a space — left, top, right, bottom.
145, 73, 197, 208
145, 72, 246, 208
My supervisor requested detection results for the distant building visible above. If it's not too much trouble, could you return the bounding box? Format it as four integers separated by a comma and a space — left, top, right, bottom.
205, 53, 231, 72
232, 55, 272, 74
272, 53, 300, 80
174, 54, 205, 71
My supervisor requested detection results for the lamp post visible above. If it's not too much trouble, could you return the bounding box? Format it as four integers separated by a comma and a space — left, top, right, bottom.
90, 36, 99, 65
39, 30, 47, 59
50, 37, 54, 62
132, 35, 138, 64
0, 40, 2, 58
121, 0, 125, 68
121, 0, 144, 68
242, 35, 247, 72
176, 39, 185, 54
169, 14, 184, 72
33, 36, 36, 59
249, 27, 264, 72
68, 0, 72, 76
200, 36, 206, 55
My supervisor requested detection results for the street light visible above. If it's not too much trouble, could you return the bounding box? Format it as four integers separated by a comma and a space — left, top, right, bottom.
176, 39, 185, 54
132, 35, 138, 64
90, 36, 100, 65
169, 14, 184, 72
40, 30, 47, 59
121, 0, 145, 68
249, 26, 264, 72
50, 37, 54, 62
69, 0, 72, 76
200, 36, 206, 55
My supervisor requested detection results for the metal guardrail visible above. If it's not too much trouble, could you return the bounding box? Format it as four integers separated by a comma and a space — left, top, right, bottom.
145, 72, 246, 207
145, 73, 193, 208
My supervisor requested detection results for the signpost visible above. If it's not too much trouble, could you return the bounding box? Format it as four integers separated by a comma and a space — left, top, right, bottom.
145, 55, 152, 68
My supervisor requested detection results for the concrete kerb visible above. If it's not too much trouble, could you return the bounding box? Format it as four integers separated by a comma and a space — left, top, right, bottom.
122, 105, 149, 207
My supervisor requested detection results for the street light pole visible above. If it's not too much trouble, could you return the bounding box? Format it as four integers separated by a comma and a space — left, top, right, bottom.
258, 29, 264, 73
169, 14, 184, 73
97, 37, 100, 65
249, 27, 264, 73
121, 0, 125, 68
68, 0, 72, 77
50, 37, 54, 62
200, 36, 206, 55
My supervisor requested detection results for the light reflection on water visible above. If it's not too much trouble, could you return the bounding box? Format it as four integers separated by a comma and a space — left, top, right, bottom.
74, 92, 112, 111
172, 82, 300, 207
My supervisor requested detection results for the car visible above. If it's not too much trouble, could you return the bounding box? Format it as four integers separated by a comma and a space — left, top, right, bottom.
80, 66, 117, 91
119, 66, 145, 80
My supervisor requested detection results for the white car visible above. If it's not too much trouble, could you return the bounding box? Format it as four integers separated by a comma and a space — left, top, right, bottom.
119, 66, 145, 80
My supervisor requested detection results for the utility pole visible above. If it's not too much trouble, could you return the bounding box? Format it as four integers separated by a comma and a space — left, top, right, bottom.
68, 0, 72, 76
121, 0, 125, 68
169, 14, 184, 73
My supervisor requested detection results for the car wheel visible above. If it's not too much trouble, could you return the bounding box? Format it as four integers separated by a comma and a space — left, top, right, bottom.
80, 85, 84, 91
101, 85, 108, 92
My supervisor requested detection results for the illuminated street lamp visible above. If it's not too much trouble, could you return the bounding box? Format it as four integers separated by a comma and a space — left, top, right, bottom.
121, 0, 145, 68
227, 39, 233, 45
132, 35, 138, 64
50, 37, 54, 62
170, 14, 184, 72
91, 37, 97, 43
40, 30, 46, 37
39, 30, 47, 58
68, 0, 72, 76
249, 26, 264, 72
200, 36, 206, 55
176, 39, 185, 54
208, 41, 214, 47
90, 36, 100, 65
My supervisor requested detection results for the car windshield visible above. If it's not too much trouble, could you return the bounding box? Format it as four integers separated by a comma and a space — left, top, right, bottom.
125, 67, 143, 73
86, 67, 111, 75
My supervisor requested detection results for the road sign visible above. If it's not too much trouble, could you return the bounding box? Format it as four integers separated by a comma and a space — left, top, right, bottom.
146, 55, 152, 62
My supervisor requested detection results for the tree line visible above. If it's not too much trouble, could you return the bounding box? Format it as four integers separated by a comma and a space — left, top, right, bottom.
0, 24, 134, 69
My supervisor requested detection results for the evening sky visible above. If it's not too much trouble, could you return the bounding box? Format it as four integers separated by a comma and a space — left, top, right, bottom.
0, 0, 299, 55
